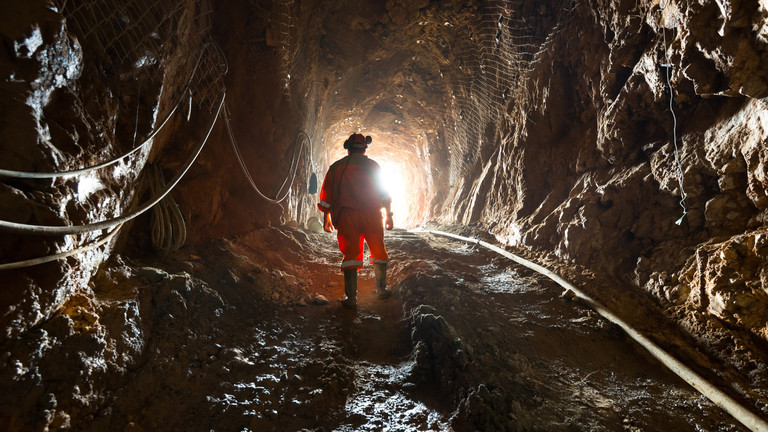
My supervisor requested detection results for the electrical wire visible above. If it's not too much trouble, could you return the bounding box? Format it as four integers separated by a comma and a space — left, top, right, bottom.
0, 92, 225, 236
0, 224, 123, 271
133, 81, 141, 145
273, 131, 309, 199
223, 102, 311, 203
659, 0, 688, 225
0, 103, 179, 179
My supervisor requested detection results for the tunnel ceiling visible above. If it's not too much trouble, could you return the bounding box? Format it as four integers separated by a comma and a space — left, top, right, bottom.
310, 0, 457, 141
298, 0, 479, 225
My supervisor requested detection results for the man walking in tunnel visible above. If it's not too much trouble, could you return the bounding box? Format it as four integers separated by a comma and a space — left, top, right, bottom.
317, 133, 394, 308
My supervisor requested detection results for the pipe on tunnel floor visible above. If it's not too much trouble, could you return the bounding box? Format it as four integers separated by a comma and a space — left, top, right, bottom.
421, 229, 768, 432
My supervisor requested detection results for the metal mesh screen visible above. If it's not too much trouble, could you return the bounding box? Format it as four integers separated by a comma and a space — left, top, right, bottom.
266, 0, 572, 191
54, 0, 226, 115
442, 0, 572, 187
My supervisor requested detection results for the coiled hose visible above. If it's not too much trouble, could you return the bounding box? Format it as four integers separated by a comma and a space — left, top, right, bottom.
148, 163, 186, 255
0, 93, 225, 270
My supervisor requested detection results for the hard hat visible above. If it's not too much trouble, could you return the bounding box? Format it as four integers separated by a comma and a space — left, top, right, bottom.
343, 133, 372, 150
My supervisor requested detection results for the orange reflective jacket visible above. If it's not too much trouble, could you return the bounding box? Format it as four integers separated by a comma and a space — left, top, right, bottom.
317, 154, 391, 221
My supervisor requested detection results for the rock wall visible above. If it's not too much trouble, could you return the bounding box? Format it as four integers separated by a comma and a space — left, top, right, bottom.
228, 0, 768, 348
467, 0, 768, 346
0, 0, 218, 339
255, 0, 768, 355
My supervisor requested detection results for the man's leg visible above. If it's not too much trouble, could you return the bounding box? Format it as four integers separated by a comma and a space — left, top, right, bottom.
337, 211, 365, 307
342, 268, 358, 308
373, 261, 390, 299
361, 210, 391, 299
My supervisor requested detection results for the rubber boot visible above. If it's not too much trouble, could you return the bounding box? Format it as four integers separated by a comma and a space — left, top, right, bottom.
374, 262, 391, 300
341, 268, 358, 308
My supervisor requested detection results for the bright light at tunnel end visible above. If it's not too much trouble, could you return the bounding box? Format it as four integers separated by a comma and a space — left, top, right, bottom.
378, 162, 408, 227
323, 130, 425, 229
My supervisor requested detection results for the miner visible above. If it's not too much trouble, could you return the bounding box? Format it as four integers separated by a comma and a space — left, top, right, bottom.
317, 133, 394, 308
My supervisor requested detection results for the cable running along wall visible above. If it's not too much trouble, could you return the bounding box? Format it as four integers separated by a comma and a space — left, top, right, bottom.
659, 0, 689, 225
0, 43, 220, 179
0, 0, 227, 269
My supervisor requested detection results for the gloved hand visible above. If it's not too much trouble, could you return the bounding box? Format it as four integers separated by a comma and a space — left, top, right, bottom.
323, 211, 334, 232
385, 212, 394, 231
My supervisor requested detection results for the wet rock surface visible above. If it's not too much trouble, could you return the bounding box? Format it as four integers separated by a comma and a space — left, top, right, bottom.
2, 0, 768, 429
3, 225, 764, 430
0, 0, 211, 341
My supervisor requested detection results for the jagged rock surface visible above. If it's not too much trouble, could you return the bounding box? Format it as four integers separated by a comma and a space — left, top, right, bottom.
1, 0, 768, 429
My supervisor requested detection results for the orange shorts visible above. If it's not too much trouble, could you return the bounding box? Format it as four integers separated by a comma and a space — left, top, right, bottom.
335, 208, 388, 270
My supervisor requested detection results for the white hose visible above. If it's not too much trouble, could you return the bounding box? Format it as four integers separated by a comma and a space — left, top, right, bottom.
423, 229, 768, 432
0, 224, 123, 271
0, 102, 179, 179
224, 103, 311, 204
148, 163, 187, 255
0, 43, 218, 180
0, 92, 225, 236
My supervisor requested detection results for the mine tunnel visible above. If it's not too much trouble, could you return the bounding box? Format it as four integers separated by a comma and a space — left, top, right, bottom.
2, 0, 768, 430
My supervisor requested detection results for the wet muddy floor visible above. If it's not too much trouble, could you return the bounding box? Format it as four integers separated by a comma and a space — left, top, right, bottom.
92, 226, 756, 431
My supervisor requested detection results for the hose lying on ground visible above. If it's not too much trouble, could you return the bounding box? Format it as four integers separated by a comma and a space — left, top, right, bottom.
422, 229, 768, 432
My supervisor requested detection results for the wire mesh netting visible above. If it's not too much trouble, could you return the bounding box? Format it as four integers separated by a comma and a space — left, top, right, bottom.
276, 0, 297, 97
53, 0, 226, 117
15, 0, 230, 257
268, 0, 573, 192
441, 0, 573, 187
